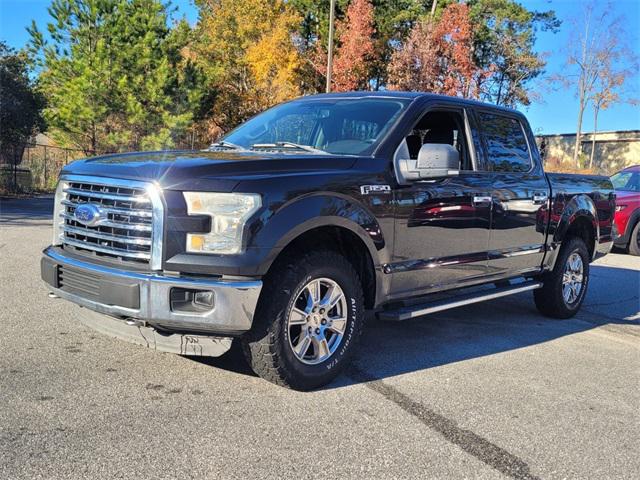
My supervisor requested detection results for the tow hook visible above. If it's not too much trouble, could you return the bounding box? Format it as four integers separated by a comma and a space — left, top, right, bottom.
125, 318, 147, 328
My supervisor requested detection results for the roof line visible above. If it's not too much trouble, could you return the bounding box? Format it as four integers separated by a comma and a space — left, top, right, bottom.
537, 129, 640, 137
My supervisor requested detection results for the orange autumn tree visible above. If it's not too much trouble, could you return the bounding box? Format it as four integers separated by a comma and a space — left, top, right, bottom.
332, 0, 375, 91
388, 2, 490, 97
386, 19, 440, 92
434, 2, 483, 97
314, 0, 376, 92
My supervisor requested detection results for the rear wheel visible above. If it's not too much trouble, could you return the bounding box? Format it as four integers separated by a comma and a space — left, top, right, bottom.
534, 237, 590, 319
242, 250, 364, 390
628, 222, 640, 256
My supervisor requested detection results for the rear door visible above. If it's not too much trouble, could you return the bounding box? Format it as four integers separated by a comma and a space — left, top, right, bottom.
475, 110, 550, 277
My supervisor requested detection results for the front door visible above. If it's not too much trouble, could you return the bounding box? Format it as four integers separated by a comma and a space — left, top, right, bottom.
389, 107, 493, 299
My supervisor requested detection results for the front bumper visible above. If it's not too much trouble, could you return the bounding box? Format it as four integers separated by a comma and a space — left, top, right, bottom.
41, 246, 262, 336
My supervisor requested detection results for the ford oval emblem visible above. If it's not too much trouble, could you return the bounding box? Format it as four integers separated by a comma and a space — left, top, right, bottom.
74, 204, 102, 226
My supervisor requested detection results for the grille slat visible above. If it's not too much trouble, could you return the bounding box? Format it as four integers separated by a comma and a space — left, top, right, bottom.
64, 225, 152, 246
59, 277, 100, 293
61, 199, 152, 218
63, 187, 150, 204
59, 278, 100, 297
58, 266, 101, 298
60, 178, 158, 265
63, 237, 152, 260
60, 269, 100, 288
60, 213, 153, 232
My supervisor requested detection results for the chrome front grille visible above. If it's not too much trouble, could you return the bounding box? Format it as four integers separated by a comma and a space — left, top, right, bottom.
58, 176, 164, 269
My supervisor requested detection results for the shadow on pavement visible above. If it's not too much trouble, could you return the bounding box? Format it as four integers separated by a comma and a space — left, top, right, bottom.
585, 264, 640, 322
195, 263, 639, 389
0, 196, 54, 225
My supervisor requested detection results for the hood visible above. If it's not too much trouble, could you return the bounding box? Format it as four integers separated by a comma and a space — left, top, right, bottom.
61, 150, 358, 192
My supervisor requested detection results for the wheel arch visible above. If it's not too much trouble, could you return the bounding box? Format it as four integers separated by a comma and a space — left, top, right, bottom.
547, 193, 598, 268
255, 194, 388, 309
268, 223, 379, 309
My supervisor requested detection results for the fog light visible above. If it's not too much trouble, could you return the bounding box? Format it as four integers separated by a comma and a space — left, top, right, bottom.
194, 290, 214, 308
170, 288, 215, 313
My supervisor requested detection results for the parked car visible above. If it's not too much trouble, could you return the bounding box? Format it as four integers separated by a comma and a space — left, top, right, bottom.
41, 92, 616, 390
611, 165, 640, 255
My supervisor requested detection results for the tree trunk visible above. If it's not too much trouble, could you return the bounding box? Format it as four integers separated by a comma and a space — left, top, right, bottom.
573, 11, 593, 169
325, 0, 336, 93
589, 105, 600, 169
572, 94, 585, 167
496, 72, 504, 106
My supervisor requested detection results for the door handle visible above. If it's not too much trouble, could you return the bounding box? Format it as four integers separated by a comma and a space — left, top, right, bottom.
473, 196, 493, 206
532, 192, 548, 205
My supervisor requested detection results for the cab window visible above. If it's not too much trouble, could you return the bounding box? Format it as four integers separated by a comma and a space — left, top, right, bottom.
398, 109, 474, 171
478, 112, 531, 173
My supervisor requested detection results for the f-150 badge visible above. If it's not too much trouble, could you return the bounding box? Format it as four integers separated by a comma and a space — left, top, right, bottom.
360, 185, 391, 195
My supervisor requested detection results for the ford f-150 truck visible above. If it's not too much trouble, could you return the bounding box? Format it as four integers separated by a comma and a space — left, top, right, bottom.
41, 92, 616, 390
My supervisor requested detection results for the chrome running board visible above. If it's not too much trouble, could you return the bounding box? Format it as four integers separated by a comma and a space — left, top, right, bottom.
377, 280, 543, 321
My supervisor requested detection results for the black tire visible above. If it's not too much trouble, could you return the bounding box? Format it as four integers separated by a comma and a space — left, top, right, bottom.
534, 237, 590, 319
628, 222, 640, 256
241, 250, 365, 391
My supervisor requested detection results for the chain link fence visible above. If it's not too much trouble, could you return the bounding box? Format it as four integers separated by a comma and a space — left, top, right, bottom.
1, 143, 93, 194
1, 133, 212, 195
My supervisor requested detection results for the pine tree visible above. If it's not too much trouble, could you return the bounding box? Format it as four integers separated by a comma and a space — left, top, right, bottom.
468, 0, 560, 107
0, 42, 45, 154
29, 0, 204, 153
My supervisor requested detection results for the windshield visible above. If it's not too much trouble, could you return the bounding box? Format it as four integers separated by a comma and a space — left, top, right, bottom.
221, 98, 410, 155
611, 171, 640, 192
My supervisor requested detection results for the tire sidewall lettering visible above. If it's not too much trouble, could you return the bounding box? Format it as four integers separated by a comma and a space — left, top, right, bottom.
326, 296, 358, 371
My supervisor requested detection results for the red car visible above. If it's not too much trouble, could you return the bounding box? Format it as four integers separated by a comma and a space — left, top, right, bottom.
611, 165, 640, 255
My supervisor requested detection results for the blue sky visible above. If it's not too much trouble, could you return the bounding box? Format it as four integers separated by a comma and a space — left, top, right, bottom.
1, 0, 638, 135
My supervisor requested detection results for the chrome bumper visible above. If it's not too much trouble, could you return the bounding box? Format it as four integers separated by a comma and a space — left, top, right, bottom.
41, 246, 262, 335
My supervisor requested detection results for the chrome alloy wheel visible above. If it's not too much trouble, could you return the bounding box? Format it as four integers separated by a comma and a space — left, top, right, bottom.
287, 278, 348, 365
562, 252, 584, 305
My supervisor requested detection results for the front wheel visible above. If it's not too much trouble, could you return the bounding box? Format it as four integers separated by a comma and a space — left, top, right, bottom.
534, 237, 590, 319
242, 251, 364, 390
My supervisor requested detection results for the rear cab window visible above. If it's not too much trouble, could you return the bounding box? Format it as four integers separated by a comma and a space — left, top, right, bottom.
477, 111, 532, 173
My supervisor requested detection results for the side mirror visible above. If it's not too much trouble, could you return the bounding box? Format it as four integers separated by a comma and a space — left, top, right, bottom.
396, 143, 460, 182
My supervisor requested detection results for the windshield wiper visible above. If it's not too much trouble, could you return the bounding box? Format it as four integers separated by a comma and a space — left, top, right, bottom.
208, 140, 245, 151
251, 142, 329, 155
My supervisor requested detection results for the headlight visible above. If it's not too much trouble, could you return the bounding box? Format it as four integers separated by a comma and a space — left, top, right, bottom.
52, 179, 68, 245
615, 205, 627, 212
183, 192, 261, 254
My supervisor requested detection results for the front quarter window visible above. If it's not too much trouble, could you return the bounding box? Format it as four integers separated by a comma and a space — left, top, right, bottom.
222, 98, 409, 156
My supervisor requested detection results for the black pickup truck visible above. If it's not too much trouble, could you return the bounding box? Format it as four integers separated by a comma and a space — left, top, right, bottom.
41, 92, 616, 390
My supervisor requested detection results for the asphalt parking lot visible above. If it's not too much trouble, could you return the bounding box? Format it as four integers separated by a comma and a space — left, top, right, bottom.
1, 196, 638, 480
